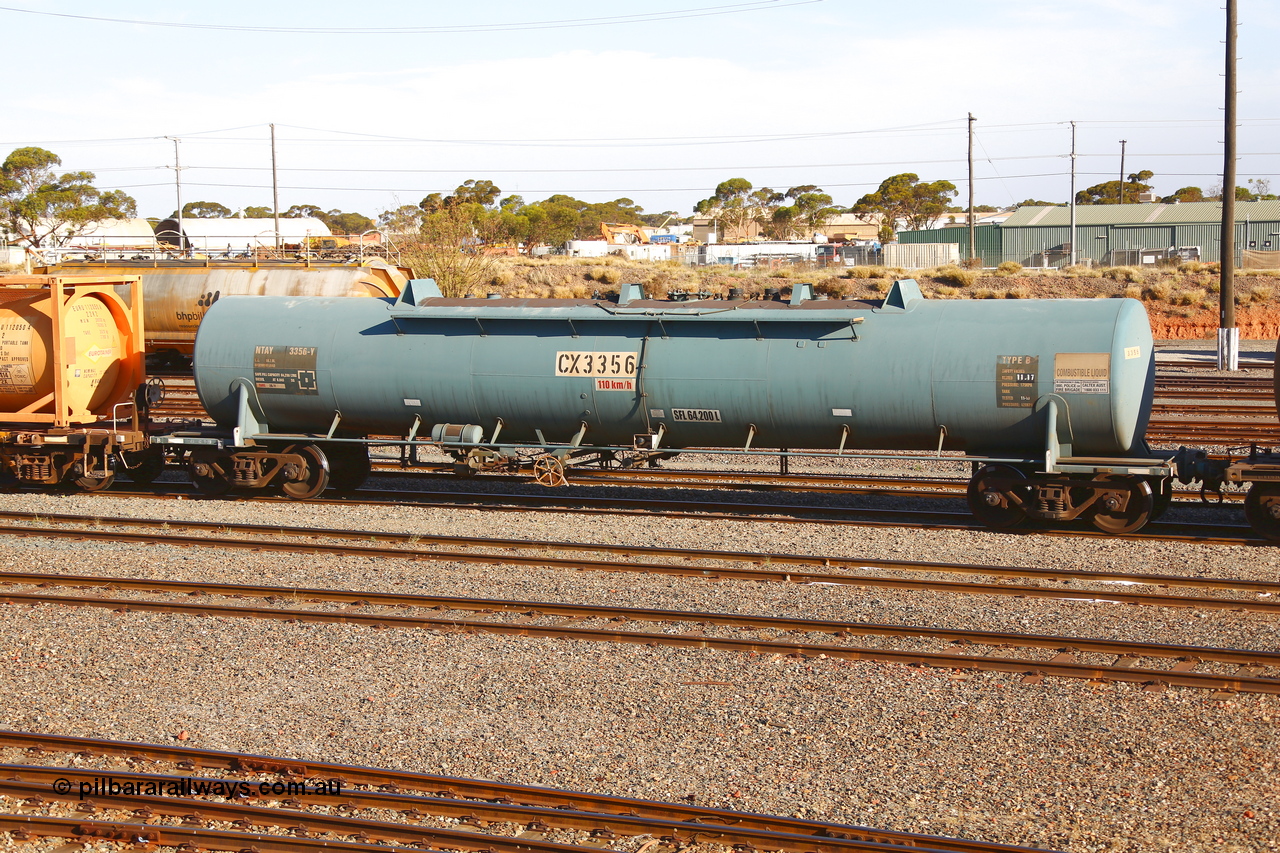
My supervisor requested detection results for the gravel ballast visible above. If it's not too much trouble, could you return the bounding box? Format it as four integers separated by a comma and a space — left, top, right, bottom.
0, 484, 1277, 852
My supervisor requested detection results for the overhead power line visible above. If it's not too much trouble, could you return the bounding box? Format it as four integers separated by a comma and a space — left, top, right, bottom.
0, 1, 823, 34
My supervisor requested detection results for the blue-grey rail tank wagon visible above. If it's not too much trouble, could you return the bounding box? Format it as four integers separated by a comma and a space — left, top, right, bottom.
190, 280, 1164, 531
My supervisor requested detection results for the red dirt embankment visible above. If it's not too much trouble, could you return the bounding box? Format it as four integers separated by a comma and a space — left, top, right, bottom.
1147, 306, 1280, 339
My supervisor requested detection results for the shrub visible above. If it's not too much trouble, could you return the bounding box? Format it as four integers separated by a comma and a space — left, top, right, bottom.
1252, 285, 1274, 302
868, 280, 890, 294
594, 267, 621, 285
815, 277, 851, 298
934, 285, 959, 298
1172, 288, 1207, 307
1123, 285, 1142, 300
1104, 266, 1146, 283
934, 264, 977, 287
996, 261, 1024, 276
845, 266, 875, 279
961, 256, 983, 270
489, 269, 515, 288
1143, 282, 1172, 301
1207, 281, 1221, 293
1063, 264, 1103, 279
1178, 260, 1206, 274
772, 268, 794, 279
973, 288, 998, 299
1004, 286, 1030, 299
527, 267, 563, 288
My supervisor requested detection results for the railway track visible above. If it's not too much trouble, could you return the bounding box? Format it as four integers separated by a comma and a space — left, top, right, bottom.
0, 508, 1276, 606
31, 481, 1267, 544
0, 732, 1052, 853
2, 563, 1276, 694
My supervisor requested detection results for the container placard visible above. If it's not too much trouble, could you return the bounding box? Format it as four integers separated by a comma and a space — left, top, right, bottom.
996, 355, 1038, 408
555, 351, 638, 377
672, 408, 722, 423
253, 345, 319, 395
1053, 352, 1110, 394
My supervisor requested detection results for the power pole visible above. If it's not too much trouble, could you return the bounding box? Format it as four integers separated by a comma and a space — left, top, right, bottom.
165, 137, 185, 254
270, 123, 281, 250
967, 112, 976, 266
1118, 139, 1127, 205
1219, 0, 1239, 370
1069, 121, 1077, 266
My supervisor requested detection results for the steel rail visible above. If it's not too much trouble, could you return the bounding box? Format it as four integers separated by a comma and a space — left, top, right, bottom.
0, 813, 509, 853
0, 732, 1053, 853
41, 485, 1272, 545
3, 589, 1277, 694
4, 570, 1277, 662
0, 779, 636, 853
0, 767, 1031, 853
1, 512, 1278, 606
2, 507, 1277, 593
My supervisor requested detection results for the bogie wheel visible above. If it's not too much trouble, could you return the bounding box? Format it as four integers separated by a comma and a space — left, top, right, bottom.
72, 463, 115, 492
1146, 477, 1173, 521
189, 454, 233, 496
122, 450, 166, 485
1243, 483, 1280, 542
966, 464, 1030, 529
281, 444, 330, 500
323, 443, 371, 492
1089, 474, 1154, 534
532, 455, 568, 487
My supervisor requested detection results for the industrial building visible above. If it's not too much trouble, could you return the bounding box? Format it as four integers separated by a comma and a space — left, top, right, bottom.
897, 200, 1280, 268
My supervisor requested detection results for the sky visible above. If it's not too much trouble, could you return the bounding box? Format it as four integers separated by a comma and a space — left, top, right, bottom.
1, 0, 1278, 222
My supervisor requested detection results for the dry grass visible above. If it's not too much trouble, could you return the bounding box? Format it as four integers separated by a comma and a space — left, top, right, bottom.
1104, 266, 1147, 283
1143, 281, 1173, 301
1122, 285, 1142, 300
933, 265, 977, 287
1178, 260, 1207, 274
1172, 288, 1207, 307
1061, 264, 1103, 278
973, 288, 999, 299
1004, 286, 1030, 299
868, 280, 890, 294
933, 285, 960, 298
1251, 285, 1274, 302
995, 261, 1023, 276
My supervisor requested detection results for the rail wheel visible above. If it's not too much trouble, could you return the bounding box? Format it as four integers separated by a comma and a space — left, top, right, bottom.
122, 450, 166, 485
966, 464, 1030, 529
1089, 474, 1154, 534
1147, 477, 1173, 521
189, 454, 232, 496
71, 463, 114, 492
281, 444, 330, 500
324, 443, 371, 492
1243, 483, 1280, 542
532, 455, 568, 487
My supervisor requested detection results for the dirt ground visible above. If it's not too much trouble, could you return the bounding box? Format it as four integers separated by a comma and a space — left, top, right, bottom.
473, 256, 1277, 340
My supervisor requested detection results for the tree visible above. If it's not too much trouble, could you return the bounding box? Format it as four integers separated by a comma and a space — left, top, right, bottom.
451, 179, 501, 208
851, 173, 957, 241
242, 205, 274, 218
283, 203, 324, 219
401, 202, 503, 297
783, 185, 838, 238
324, 209, 374, 234
1075, 170, 1154, 205
1006, 199, 1061, 210
694, 178, 770, 240
0, 147, 137, 247
170, 200, 231, 219
379, 205, 425, 232
1161, 187, 1203, 204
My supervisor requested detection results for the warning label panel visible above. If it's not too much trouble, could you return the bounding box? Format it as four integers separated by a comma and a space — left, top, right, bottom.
253, 345, 320, 396
1053, 352, 1110, 395
594, 377, 636, 392
996, 355, 1038, 408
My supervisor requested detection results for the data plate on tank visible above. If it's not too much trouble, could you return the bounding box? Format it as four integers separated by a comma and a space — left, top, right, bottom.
253, 345, 319, 395
672, 408, 722, 423
555, 352, 638, 377
1053, 352, 1110, 394
996, 355, 1038, 408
